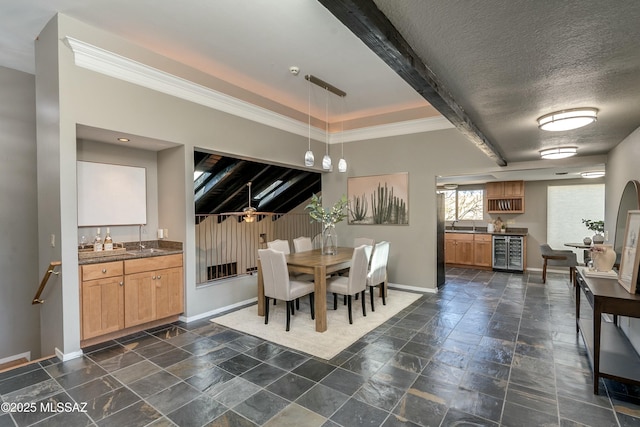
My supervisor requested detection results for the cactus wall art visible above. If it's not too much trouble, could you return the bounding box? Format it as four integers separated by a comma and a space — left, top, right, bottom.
347, 173, 409, 225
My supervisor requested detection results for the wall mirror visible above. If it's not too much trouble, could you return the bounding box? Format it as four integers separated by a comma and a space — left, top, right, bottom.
614, 180, 640, 261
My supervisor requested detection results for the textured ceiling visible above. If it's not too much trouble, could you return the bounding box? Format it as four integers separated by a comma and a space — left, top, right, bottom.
3, 0, 639, 180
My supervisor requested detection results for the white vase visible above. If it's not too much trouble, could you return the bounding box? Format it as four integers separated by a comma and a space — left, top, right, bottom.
593, 244, 616, 272
592, 233, 605, 244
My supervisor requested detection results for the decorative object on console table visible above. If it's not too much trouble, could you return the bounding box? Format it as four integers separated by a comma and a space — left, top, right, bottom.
618, 210, 640, 294
305, 193, 347, 255
583, 236, 592, 245
582, 218, 605, 244
590, 244, 616, 273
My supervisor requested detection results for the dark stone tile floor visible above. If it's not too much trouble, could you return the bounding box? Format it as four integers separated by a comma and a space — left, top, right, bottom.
2, 268, 640, 426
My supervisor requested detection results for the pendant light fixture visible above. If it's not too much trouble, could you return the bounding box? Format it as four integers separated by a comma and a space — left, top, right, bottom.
303, 74, 346, 171
322, 87, 332, 170
243, 182, 257, 223
304, 79, 314, 167
337, 97, 347, 173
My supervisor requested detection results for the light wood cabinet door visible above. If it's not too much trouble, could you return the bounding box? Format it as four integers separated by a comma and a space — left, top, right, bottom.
474, 239, 493, 267
486, 182, 504, 198
155, 266, 184, 319
455, 240, 475, 265
445, 238, 457, 264
503, 181, 524, 197
81, 276, 124, 340
124, 271, 155, 328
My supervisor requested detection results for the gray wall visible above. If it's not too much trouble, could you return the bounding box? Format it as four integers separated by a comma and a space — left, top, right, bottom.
606, 126, 640, 351
0, 66, 41, 360
324, 130, 497, 288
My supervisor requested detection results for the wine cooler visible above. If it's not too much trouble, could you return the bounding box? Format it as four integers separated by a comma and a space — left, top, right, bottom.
492, 235, 524, 272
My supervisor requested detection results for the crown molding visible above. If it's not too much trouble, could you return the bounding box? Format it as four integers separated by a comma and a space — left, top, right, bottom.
64, 37, 450, 143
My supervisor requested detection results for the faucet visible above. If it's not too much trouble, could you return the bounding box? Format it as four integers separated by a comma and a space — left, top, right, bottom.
451, 220, 459, 230
139, 224, 145, 250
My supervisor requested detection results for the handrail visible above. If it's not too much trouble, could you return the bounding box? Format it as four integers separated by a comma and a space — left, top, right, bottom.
32, 261, 61, 305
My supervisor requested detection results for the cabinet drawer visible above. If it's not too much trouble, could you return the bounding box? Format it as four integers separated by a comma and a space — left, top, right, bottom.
447, 233, 474, 241
125, 253, 183, 274
82, 261, 124, 281
474, 234, 492, 242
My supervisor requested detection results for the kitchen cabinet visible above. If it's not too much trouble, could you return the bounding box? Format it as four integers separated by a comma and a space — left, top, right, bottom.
124, 254, 184, 328
79, 254, 183, 342
486, 180, 525, 213
445, 233, 475, 265
473, 234, 493, 267
80, 261, 124, 339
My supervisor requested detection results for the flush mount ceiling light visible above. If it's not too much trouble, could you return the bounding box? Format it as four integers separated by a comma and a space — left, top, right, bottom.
443, 184, 458, 190
117, 137, 130, 142
537, 108, 598, 131
581, 171, 606, 178
540, 146, 577, 159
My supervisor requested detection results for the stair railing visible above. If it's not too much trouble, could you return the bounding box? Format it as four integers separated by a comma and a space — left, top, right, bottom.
32, 261, 61, 304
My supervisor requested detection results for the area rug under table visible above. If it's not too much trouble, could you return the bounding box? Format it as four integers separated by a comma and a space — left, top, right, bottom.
210, 289, 422, 360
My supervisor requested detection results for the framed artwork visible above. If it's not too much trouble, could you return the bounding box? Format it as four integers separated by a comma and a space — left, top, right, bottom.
618, 210, 640, 293
347, 172, 408, 225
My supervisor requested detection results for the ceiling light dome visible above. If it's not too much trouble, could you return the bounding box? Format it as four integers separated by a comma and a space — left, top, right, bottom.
537, 108, 598, 131
540, 146, 577, 159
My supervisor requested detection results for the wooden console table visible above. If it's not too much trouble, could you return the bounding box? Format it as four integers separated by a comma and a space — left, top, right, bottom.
575, 268, 640, 393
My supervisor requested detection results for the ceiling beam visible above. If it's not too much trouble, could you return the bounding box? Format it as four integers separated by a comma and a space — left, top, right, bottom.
318, 0, 507, 166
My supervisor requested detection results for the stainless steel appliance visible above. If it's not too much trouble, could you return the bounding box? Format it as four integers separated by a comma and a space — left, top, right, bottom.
492, 235, 524, 272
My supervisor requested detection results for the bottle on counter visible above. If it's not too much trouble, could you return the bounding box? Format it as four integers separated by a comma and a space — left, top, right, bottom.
93, 228, 103, 252
104, 227, 113, 251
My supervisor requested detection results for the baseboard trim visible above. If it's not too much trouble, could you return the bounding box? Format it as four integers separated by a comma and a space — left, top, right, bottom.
0, 351, 30, 366
389, 283, 438, 294
180, 297, 258, 323
54, 347, 84, 362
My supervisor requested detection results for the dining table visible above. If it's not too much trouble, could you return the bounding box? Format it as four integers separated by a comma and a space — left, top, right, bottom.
257, 247, 354, 332
564, 242, 593, 265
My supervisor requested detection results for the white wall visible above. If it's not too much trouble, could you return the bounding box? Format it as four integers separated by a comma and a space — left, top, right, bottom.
0, 66, 41, 360
606, 126, 640, 352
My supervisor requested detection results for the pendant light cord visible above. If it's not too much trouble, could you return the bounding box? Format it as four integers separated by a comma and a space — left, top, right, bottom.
307, 81, 311, 151
325, 87, 329, 156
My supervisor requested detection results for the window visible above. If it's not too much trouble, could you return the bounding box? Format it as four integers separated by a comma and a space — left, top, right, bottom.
439, 188, 484, 221
547, 183, 605, 263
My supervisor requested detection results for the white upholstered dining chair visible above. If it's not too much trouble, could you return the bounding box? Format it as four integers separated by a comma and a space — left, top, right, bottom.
326, 244, 371, 324
267, 239, 290, 254
367, 241, 390, 311
258, 248, 315, 331
293, 236, 313, 253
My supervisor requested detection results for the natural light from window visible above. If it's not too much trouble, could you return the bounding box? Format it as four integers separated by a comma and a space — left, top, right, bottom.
439, 189, 484, 221
547, 184, 605, 263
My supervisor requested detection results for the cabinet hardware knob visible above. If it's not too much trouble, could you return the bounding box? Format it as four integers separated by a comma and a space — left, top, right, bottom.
119, 281, 123, 286
157, 275, 161, 279
102, 269, 107, 273
152, 276, 157, 280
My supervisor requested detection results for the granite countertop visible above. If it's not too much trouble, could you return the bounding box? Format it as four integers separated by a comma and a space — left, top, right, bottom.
78, 240, 183, 265
445, 227, 528, 236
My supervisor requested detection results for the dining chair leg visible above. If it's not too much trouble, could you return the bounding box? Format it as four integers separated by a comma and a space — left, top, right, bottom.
344, 295, 347, 305
381, 284, 386, 306
286, 301, 291, 331
290, 301, 295, 315
347, 295, 353, 324
542, 260, 547, 284
273, 299, 276, 306
333, 293, 338, 310
296, 298, 300, 310
369, 286, 375, 312
361, 290, 366, 317
264, 297, 270, 325
309, 293, 315, 320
